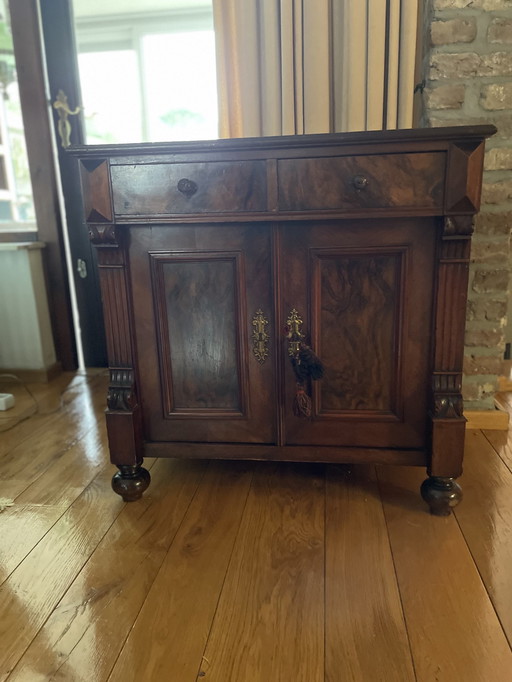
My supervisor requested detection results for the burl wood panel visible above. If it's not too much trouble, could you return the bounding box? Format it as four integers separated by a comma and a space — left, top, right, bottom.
278, 152, 445, 211
111, 161, 267, 216
153, 256, 241, 413
316, 251, 402, 414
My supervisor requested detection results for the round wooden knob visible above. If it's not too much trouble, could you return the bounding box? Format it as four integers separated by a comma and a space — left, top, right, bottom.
177, 178, 198, 197
352, 174, 368, 190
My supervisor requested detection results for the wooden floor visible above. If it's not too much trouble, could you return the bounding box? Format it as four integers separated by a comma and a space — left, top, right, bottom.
1, 372, 512, 681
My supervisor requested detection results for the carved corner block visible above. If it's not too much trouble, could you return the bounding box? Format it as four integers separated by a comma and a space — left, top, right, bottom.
89, 224, 120, 248
443, 215, 474, 238
107, 368, 138, 412
433, 393, 464, 419
445, 141, 485, 214
79, 158, 113, 224
106, 368, 144, 469
431, 373, 465, 419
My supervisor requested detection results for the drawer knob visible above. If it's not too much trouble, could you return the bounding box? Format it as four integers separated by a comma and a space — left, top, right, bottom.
177, 178, 198, 197
352, 174, 368, 190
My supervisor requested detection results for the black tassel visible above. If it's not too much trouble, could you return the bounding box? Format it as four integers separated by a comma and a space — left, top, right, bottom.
297, 343, 324, 380
290, 343, 324, 418
291, 343, 325, 383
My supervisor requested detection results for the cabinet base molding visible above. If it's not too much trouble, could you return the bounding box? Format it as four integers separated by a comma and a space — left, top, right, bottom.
144, 442, 427, 466
464, 410, 509, 431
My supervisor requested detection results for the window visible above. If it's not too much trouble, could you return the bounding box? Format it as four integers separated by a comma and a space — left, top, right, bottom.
74, 8, 218, 144
0, 0, 36, 232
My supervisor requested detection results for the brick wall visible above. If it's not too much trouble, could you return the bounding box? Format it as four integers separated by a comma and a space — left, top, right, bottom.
422, 0, 512, 409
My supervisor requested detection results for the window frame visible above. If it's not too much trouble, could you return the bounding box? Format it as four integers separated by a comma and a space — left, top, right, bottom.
75, 9, 216, 143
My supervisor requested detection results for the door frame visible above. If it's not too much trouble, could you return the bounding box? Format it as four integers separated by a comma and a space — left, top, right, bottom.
8, 0, 78, 370
8, 0, 109, 370
38, 0, 107, 368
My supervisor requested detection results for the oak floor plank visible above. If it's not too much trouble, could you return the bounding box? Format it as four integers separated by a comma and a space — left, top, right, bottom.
0, 465, 125, 680
14, 419, 107, 508
7, 549, 166, 682
97, 458, 209, 553
0, 379, 107, 494
0, 505, 66, 583
199, 463, 325, 682
6, 459, 207, 682
0, 372, 82, 434
325, 464, 415, 682
378, 465, 512, 682
107, 460, 254, 682
0, 373, 105, 456
454, 430, 512, 647
0, 480, 30, 503
483, 427, 512, 474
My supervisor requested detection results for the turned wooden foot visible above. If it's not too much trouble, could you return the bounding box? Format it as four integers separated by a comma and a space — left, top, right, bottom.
420, 476, 462, 516
112, 464, 151, 502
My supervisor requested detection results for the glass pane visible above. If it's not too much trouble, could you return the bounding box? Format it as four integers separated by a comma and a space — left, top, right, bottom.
78, 50, 143, 144
142, 31, 218, 142
0, 0, 36, 230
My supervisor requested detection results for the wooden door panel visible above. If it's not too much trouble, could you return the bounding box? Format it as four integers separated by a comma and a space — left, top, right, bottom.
129, 224, 276, 444
314, 248, 403, 416
152, 253, 245, 414
280, 219, 436, 448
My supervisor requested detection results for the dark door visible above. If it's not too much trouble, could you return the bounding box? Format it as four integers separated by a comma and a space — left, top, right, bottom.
279, 218, 436, 449
129, 224, 276, 444
38, 0, 107, 366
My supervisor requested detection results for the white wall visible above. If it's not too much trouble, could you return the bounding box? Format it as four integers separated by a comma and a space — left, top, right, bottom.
0, 243, 56, 370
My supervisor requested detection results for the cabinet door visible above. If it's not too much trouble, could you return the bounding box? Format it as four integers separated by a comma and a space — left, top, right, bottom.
279, 219, 436, 448
129, 224, 276, 444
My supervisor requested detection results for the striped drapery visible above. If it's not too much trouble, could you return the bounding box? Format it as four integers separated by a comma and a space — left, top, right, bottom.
213, 0, 420, 138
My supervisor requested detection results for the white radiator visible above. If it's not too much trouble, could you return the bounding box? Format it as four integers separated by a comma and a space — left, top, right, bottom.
0, 242, 56, 372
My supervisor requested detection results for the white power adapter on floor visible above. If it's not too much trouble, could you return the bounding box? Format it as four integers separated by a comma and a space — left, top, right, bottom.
0, 393, 15, 410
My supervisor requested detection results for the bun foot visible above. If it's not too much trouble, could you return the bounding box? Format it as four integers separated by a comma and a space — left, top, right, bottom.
112, 464, 151, 502
421, 476, 462, 516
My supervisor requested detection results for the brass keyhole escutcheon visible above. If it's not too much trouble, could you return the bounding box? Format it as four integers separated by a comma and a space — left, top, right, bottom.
252, 309, 269, 364
286, 308, 305, 357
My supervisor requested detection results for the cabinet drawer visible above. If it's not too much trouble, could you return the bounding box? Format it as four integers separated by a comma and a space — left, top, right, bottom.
111, 160, 267, 216
277, 152, 445, 212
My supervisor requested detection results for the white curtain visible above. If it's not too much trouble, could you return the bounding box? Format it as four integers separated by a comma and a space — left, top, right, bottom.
213, 0, 419, 138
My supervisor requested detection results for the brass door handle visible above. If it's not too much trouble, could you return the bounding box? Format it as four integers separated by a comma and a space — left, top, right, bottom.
53, 89, 81, 149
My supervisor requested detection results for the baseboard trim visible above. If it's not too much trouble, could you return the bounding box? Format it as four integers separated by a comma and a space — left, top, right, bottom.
464, 409, 509, 431
0, 362, 62, 384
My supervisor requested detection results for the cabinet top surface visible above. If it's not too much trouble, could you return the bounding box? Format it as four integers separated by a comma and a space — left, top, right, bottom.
69, 125, 497, 159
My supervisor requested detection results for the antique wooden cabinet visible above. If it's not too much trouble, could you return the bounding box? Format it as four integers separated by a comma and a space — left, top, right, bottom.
73, 126, 495, 515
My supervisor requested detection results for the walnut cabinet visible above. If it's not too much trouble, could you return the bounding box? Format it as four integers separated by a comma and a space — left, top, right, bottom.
73, 126, 495, 514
